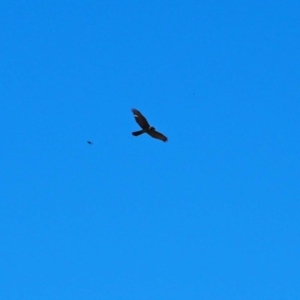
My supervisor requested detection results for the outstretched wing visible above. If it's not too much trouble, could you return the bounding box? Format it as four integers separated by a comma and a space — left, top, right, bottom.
148, 130, 168, 142
131, 108, 150, 129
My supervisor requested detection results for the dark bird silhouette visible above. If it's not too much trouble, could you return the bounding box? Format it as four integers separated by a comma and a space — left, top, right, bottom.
87, 141, 93, 145
131, 108, 168, 142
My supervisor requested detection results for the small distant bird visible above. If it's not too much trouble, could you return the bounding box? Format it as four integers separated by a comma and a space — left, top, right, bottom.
131, 108, 168, 142
87, 141, 93, 145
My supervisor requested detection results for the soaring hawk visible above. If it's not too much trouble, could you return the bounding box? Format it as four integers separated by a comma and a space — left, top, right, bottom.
131, 108, 168, 142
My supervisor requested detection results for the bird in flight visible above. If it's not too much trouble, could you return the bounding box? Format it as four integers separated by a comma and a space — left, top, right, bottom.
131, 108, 168, 142
87, 141, 93, 145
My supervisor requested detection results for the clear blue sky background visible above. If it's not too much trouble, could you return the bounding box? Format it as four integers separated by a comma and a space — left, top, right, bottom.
1, 1, 299, 299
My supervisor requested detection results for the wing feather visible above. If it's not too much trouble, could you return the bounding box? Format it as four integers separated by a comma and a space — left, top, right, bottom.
148, 130, 168, 142
131, 108, 150, 129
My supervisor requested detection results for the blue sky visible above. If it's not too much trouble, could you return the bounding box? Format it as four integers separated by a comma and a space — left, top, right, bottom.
1, 1, 300, 299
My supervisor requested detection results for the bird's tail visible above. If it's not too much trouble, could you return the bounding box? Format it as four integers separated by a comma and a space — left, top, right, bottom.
132, 130, 145, 136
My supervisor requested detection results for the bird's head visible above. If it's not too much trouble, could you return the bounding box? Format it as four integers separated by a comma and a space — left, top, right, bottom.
149, 126, 156, 131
